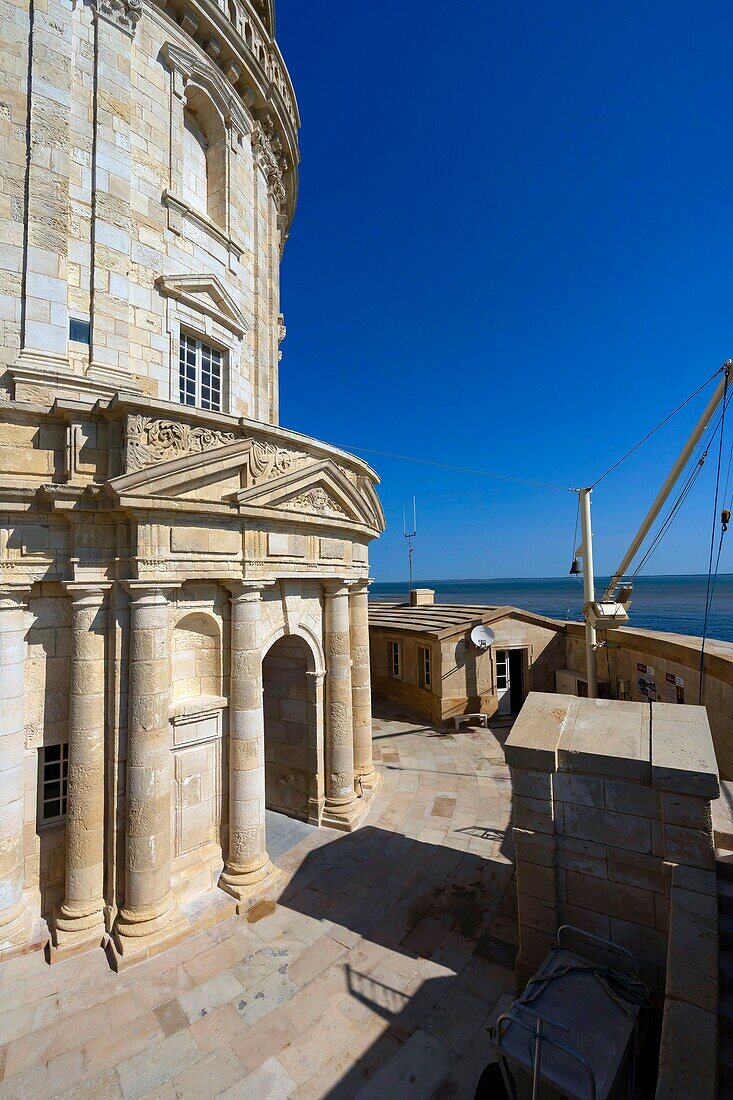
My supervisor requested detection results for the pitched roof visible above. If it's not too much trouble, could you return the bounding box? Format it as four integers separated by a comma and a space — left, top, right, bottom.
367, 602, 564, 640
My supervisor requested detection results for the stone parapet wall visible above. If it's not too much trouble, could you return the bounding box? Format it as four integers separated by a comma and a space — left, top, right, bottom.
507, 692, 720, 1099
565, 622, 733, 779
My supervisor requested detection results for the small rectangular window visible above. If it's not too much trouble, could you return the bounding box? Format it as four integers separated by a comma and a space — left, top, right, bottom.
69, 318, 91, 345
418, 645, 432, 690
178, 333, 223, 412
388, 641, 401, 680
38, 744, 69, 825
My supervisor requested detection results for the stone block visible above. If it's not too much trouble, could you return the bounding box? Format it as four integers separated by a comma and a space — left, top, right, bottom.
562, 803, 652, 854
558, 697, 651, 782
651, 702, 719, 799
565, 870, 656, 926
663, 824, 715, 870
513, 794, 553, 834
511, 767, 553, 801
656, 1001, 717, 1100
553, 771, 603, 807
505, 692, 570, 771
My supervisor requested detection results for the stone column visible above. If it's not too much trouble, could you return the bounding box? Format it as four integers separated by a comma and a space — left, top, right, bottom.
52, 586, 108, 958
220, 582, 279, 908
322, 582, 364, 830
0, 590, 32, 953
349, 581, 379, 792
112, 584, 184, 965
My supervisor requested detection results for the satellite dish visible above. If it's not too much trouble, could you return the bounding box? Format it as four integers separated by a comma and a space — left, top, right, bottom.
470, 625, 496, 650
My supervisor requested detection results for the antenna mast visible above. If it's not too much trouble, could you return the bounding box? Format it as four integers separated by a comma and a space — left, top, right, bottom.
403, 497, 417, 599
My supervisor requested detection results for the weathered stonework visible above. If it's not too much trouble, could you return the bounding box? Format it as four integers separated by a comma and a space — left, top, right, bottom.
0, 0, 385, 966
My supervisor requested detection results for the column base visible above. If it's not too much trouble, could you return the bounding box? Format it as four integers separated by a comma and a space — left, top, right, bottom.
321, 794, 370, 832
356, 767, 382, 795
219, 857, 282, 914
49, 903, 107, 963
109, 901, 189, 972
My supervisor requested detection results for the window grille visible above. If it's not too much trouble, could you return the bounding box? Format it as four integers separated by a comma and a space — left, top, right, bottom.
39, 743, 69, 825
179, 333, 222, 411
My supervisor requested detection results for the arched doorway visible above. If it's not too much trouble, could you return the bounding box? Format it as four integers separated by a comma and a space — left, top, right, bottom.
262, 634, 318, 823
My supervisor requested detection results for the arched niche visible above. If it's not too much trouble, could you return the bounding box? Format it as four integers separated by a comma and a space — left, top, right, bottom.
182, 86, 228, 229
171, 611, 222, 704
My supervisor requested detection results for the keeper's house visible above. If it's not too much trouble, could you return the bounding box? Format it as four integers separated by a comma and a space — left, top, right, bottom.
368, 594, 566, 724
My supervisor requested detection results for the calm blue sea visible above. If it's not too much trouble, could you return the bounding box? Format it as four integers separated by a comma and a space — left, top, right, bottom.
370, 575, 733, 644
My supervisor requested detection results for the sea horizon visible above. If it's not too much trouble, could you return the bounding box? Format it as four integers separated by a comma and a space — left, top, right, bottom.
370, 573, 733, 644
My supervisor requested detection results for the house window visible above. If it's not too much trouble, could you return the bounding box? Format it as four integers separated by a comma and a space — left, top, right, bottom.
38, 744, 69, 825
179, 332, 222, 411
418, 645, 432, 690
388, 641, 401, 680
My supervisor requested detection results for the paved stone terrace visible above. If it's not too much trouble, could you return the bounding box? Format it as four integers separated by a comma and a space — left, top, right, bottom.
0, 702, 517, 1100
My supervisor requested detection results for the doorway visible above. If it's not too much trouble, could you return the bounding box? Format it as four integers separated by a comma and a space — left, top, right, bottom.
496, 648, 526, 717
262, 635, 315, 822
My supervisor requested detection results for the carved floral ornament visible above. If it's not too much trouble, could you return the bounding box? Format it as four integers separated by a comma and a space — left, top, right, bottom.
123, 415, 309, 483
124, 416, 238, 472
253, 119, 287, 210
93, 0, 143, 35
282, 487, 347, 519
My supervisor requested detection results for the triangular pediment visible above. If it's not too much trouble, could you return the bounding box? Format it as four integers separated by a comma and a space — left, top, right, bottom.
234, 460, 369, 524
156, 273, 248, 336
106, 426, 385, 534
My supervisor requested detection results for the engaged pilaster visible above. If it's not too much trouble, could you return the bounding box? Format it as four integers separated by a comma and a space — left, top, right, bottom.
0, 590, 32, 954
52, 586, 108, 959
349, 581, 379, 792
112, 584, 186, 966
322, 582, 365, 830
220, 582, 279, 909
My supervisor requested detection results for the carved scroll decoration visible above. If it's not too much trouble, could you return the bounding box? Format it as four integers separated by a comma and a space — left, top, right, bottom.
124, 416, 238, 472
246, 440, 307, 485
93, 0, 143, 35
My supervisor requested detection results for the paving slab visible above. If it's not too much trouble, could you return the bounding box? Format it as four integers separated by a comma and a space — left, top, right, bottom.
0, 699, 516, 1100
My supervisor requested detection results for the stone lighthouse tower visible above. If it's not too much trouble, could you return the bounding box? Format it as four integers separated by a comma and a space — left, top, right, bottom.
0, 0, 384, 968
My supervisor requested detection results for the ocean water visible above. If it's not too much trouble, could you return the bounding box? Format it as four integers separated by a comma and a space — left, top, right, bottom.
370, 574, 733, 644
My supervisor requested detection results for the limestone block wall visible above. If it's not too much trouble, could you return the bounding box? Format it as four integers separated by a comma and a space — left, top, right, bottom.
1, 0, 298, 423
369, 631, 443, 723
507, 694, 719, 1038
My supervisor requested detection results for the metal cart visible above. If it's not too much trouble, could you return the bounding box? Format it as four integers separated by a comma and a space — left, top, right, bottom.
492, 926, 649, 1100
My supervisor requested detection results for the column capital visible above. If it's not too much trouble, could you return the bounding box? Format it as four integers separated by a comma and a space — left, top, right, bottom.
122, 581, 180, 605
322, 580, 352, 599
0, 586, 31, 613
63, 583, 111, 607
305, 670, 327, 684
348, 578, 373, 597
226, 579, 276, 602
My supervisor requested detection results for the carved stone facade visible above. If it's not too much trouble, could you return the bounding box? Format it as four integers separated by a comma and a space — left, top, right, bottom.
0, 0, 385, 968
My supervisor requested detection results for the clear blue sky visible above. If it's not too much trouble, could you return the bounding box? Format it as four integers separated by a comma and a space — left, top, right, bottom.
276, 1, 733, 583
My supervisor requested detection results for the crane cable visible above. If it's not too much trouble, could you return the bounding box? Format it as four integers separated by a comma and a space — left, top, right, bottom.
628, 393, 731, 580
591, 367, 725, 488
699, 368, 730, 704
